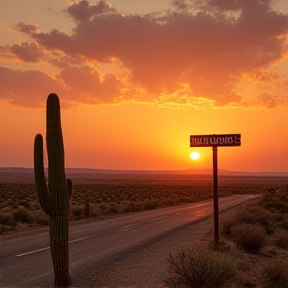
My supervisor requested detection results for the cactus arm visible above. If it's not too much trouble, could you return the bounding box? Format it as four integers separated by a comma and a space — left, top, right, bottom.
34, 133, 51, 216
46, 93, 68, 213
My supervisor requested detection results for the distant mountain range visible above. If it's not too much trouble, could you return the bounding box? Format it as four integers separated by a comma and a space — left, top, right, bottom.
0, 167, 287, 177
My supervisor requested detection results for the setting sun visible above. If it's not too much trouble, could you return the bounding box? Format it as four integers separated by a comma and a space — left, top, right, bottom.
190, 151, 200, 160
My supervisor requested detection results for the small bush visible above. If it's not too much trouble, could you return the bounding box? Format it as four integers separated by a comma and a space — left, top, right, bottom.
234, 204, 275, 234
164, 245, 239, 288
143, 201, 156, 210
280, 215, 288, 230
70, 205, 84, 220
0, 211, 15, 226
12, 207, 29, 223
34, 210, 49, 225
231, 223, 266, 253
273, 229, 288, 249
262, 258, 288, 288
264, 200, 288, 214
221, 214, 238, 236
109, 206, 118, 214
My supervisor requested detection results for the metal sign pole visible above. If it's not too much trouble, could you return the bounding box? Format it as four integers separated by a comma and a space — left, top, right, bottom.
212, 146, 219, 244
190, 133, 241, 245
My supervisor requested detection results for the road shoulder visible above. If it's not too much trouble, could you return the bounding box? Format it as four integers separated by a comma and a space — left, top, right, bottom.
73, 216, 214, 288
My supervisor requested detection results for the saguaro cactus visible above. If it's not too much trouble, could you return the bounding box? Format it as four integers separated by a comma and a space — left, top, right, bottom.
34, 93, 72, 287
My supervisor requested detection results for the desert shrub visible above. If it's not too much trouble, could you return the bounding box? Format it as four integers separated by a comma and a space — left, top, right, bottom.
261, 186, 288, 214
279, 215, 288, 230
107, 205, 117, 214
234, 204, 275, 234
70, 205, 84, 220
273, 229, 288, 249
34, 210, 49, 225
231, 223, 267, 253
12, 207, 29, 223
19, 200, 30, 208
0, 210, 15, 226
222, 203, 275, 236
25, 212, 36, 224
221, 214, 238, 236
262, 258, 288, 288
164, 245, 239, 288
99, 204, 107, 212
264, 201, 288, 213
143, 201, 156, 210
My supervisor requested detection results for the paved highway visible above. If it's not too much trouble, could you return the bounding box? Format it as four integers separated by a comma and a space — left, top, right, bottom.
0, 194, 257, 287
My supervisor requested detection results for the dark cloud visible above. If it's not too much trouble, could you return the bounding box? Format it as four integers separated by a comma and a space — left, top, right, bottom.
2, 0, 288, 109
10, 42, 43, 63
12, 22, 39, 34
67, 0, 115, 22
171, 0, 189, 10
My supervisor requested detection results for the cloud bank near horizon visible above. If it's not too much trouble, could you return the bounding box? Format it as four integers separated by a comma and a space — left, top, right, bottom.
1, 0, 288, 109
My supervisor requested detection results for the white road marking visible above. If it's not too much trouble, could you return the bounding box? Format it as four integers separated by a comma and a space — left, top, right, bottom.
122, 224, 135, 231
17, 247, 50, 257
150, 216, 167, 222
16, 236, 91, 257
69, 236, 91, 243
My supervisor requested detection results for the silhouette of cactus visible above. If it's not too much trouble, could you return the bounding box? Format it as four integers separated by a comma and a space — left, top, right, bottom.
34, 93, 72, 287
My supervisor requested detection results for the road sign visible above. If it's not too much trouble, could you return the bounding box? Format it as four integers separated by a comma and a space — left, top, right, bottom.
189, 133, 241, 245
190, 134, 241, 147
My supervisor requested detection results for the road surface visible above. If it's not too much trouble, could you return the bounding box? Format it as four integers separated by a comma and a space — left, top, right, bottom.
0, 194, 257, 287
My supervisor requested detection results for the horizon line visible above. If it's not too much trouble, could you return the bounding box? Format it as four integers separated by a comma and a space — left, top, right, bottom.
0, 166, 287, 175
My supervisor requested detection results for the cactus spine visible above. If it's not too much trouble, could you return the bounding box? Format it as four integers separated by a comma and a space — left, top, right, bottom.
34, 93, 72, 287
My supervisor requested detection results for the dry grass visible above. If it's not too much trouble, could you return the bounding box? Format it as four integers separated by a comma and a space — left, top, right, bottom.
231, 223, 267, 252
0, 172, 287, 237
262, 258, 288, 288
164, 244, 239, 288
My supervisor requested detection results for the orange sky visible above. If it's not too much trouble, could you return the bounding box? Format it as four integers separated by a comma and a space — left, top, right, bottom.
0, 0, 288, 172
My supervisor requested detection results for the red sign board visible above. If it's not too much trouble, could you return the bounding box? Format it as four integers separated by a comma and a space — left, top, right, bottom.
190, 134, 241, 147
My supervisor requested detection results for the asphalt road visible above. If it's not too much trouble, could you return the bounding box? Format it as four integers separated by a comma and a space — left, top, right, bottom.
0, 194, 257, 287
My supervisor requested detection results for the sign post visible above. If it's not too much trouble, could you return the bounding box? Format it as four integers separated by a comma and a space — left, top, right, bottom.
213, 146, 219, 242
190, 134, 241, 244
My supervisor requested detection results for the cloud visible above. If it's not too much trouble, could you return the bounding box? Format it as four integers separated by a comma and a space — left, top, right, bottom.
0, 66, 66, 108
243, 93, 288, 109
11, 22, 39, 34
171, 0, 189, 10
10, 42, 43, 63
58, 65, 125, 104
255, 93, 286, 108
67, 0, 115, 22
1, 0, 288, 109
0, 65, 125, 108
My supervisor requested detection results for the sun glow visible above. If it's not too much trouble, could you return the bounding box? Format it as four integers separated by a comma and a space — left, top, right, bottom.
190, 151, 200, 160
